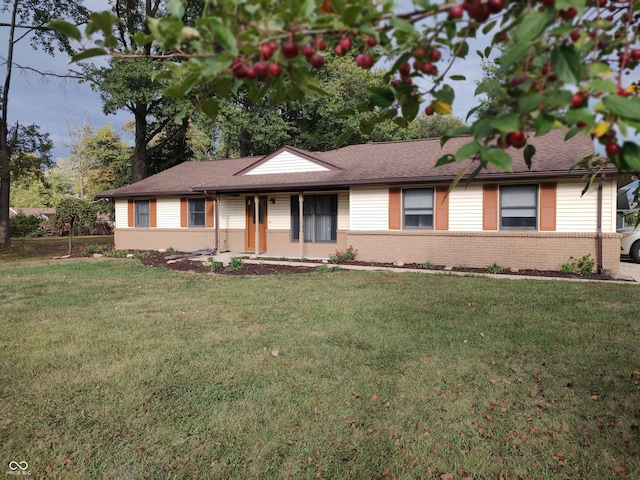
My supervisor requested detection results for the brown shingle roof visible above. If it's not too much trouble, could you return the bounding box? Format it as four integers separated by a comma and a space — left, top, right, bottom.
96, 130, 602, 198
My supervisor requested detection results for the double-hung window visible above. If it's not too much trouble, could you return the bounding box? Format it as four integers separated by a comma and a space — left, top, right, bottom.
135, 200, 149, 227
291, 194, 338, 242
403, 188, 434, 229
188, 198, 206, 227
500, 184, 538, 229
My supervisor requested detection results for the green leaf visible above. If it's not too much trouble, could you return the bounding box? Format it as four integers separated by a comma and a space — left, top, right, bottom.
435, 154, 455, 167
517, 94, 545, 113
394, 116, 409, 128
47, 19, 81, 42
490, 113, 520, 133
167, 0, 185, 18
500, 42, 530, 70
523, 144, 536, 169
174, 108, 187, 125
367, 87, 395, 108
482, 20, 497, 35
621, 142, 640, 171
201, 98, 219, 118
565, 108, 594, 126
402, 100, 420, 122
132, 31, 155, 47
550, 45, 583, 84
441, 126, 472, 145
483, 148, 513, 172
514, 10, 553, 42
335, 128, 355, 148
390, 17, 415, 34
71, 48, 108, 62
87, 11, 118, 36
449, 75, 466, 81
534, 113, 556, 136
342, 5, 363, 25
454, 141, 481, 161
587, 78, 617, 94
602, 95, 640, 122
432, 88, 454, 105
211, 22, 237, 54
453, 40, 469, 58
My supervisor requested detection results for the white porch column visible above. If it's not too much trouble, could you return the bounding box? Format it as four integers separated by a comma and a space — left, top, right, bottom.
254, 193, 260, 256
298, 191, 304, 258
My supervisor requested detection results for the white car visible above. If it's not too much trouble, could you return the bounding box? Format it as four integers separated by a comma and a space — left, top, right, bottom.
618, 227, 640, 263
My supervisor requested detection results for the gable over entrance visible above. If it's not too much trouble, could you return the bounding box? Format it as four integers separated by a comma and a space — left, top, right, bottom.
237, 146, 340, 176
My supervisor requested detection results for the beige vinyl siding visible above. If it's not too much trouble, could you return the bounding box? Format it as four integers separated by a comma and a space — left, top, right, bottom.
244, 151, 330, 175
115, 199, 130, 229
155, 197, 181, 229
219, 196, 245, 229
556, 180, 616, 233
338, 191, 349, 230
267, 193, 291, 230
448, 185, 483, 231
349, 187, 389, 231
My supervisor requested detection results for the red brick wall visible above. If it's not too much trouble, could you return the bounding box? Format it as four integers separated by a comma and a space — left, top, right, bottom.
346, 230, 620, 271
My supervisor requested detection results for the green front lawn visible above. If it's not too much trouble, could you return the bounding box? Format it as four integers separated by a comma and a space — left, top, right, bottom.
1, 256, 638, 479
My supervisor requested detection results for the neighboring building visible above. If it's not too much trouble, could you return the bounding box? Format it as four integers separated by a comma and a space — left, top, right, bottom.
9, 207, 56, 220
96, 130, 623, 272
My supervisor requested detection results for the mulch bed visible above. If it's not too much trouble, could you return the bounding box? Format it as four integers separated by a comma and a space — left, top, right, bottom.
133, 250, 628, 280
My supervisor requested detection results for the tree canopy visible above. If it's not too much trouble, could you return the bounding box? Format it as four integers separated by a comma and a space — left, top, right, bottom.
51, 0, 640, 184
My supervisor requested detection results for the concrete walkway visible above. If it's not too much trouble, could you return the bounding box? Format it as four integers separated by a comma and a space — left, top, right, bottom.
201, 251, 639, 283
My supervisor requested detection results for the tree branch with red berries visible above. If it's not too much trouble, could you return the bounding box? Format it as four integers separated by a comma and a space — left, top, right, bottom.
50, 0, 640, 180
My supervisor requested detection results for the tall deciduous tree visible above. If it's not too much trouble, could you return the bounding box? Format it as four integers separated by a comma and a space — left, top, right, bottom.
59, 121, 131, 199
81, 0, 202, 183
0, 0, 88, 244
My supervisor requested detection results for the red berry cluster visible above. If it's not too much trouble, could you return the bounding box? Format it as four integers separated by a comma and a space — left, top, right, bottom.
449, 0, 505, 21
231, 36, 329, 81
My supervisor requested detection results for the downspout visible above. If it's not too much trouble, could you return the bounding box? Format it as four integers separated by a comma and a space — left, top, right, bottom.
298, 192, 304, 258
596, 172, 605, 274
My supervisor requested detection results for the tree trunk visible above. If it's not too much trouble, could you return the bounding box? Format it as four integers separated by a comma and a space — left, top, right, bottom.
132, 102, 148, 183
0, 0, 19, 245
239, 126, 251, 157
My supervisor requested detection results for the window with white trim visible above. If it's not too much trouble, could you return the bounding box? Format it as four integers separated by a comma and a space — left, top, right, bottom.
135, 200, 149, 227
189, 198, 206, 227
500, 184, 538, 229
403, 188, 434, 229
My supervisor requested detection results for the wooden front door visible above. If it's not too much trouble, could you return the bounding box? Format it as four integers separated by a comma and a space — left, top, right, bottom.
245, 196, 267, 252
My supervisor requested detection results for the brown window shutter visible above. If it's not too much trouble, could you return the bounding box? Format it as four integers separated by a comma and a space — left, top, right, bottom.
127, 199, 134, 227
149, 199, 157, 228
206, 198, 214, 228
539, 183, 557, 231
389, 188, 401, 230
180, 197, 188, 227
435, 187, 449, 230
483, 185, 498, 230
